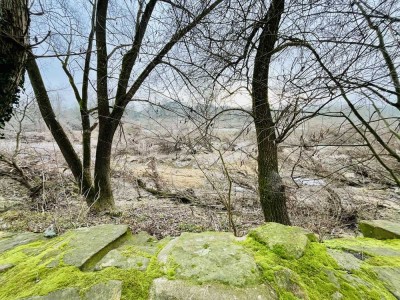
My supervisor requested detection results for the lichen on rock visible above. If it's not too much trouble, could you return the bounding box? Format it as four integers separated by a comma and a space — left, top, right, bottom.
0, 221, 399, 299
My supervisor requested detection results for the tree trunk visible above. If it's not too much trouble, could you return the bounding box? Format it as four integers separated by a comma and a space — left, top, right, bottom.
92, 0, 116, 211
0, 0, 29, 128
26, 53, 95, 204
92, 126, 115, 211
252, 0, 290, 224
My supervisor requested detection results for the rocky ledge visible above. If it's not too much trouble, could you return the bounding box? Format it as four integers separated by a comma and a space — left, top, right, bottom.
0, 220, 400, 299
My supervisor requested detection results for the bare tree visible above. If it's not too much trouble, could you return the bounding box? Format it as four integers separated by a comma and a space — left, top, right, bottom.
26, 0, 223, 212
280, 0, 400, 186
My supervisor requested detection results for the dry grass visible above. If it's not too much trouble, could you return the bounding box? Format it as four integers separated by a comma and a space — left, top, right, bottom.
0, 117, 399, 239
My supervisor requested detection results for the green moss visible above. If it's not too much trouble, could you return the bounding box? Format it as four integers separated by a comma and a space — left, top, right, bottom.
0, 233, 164, 300
365, 256, 400, 266
241, 236, 396, 300
324, 237, 400, 252
120, 245, 153, 259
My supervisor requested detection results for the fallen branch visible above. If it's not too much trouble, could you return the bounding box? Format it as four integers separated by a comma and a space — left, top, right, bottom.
136, 178, 194, 204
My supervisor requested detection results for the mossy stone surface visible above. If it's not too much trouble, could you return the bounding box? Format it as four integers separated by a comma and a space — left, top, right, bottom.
83, 280, 122, 300
95, 248, 150, 271
274, 267, 307, 299
324, 237, 400, 257
1, 222, 400, 299
158, 231, 261, 286
0, 263, 14, 273
372, 267, 400, 299
22, 287, 81, 300
327, 249, 362, 271
249, 222, 311, 259
359, 220, 400, 240
62, 224, 129, 269
22, 280, 122, 300
130, 231, 159, 254
149, 278, 277, 300
0, 232, 42, 254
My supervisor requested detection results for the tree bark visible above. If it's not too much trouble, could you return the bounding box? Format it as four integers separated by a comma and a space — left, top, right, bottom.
0, 0, 29, 128
26, 53, 95, 204
92, 0, 115, 211
252, 0, 290, 224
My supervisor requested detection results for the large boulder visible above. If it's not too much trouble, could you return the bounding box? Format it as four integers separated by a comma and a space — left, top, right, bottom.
158, 231, 261, 286
359, 220, 400, 240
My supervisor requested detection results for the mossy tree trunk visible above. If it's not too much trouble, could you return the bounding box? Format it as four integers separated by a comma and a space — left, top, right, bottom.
252, 0, 290, 225
0, 0, 29, 130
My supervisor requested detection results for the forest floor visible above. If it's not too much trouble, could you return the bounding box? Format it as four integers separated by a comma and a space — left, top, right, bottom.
0, 117, 399, 239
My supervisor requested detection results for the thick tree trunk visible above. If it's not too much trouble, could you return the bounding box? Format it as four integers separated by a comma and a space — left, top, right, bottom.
252, 0, 290, 224
0, 0, 29, 127
92, 0, 116, 211
92, 127, 115, 211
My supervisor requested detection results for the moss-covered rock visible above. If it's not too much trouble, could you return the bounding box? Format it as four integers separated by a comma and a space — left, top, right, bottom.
62, 224, 129, 269
158, 231, 261, 287
274, 267, 307, 299
149, 278, 277, 300
372, 267, 400, 299
359, 220, 400, 240
0, 263, 14, 273
83, 280, 122, 300
0, 227, 163, 300
249, 222, 314, 259
0, 232, 43, 254
1, 221, 400, 299
327, 249, 362, 271
22, 288, 81, 300
95, 248, 150, 271
22, 280, 123, 300
324, 237, 400, 258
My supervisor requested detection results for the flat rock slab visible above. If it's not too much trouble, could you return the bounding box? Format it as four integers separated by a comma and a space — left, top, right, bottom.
62, 224, 128, 269
372, 267, 400, 299
149, 278, 277, 300
158, 232, 260, 286
84, 280, 122, 300
327, 249, 363, 271
0, 232, 42, 254
22, 280, 122, 300
330, 243, 400, 257
359, 220, 400, 239
22, 288, 81, 300
249, 223, 313, 259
